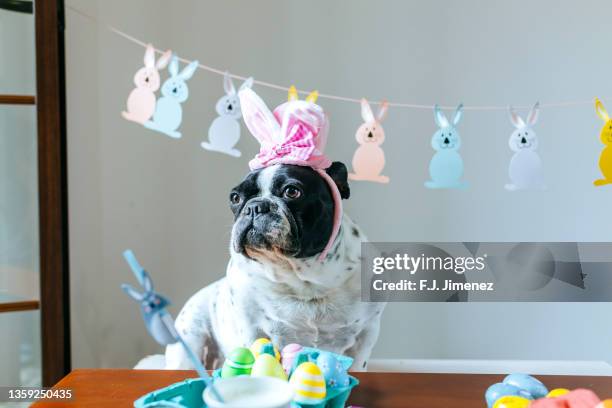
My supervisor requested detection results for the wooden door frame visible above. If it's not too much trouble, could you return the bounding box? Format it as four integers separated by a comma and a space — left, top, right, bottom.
35, 0, 71, 386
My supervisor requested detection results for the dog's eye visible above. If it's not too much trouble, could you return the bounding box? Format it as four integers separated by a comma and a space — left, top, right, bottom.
230, 192, 241, 205
283, 186, 302, 200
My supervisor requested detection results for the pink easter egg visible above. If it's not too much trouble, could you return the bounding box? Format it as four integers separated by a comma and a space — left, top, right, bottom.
281, 343, 303, 374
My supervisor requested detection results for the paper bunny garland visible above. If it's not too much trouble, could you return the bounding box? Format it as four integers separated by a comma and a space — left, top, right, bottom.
425, 104, 467, 189
119, 44, 611, 190
506, 102, 545, 191
594, 98, 612, 187
144, 56, 199, 139
348, 98, 390, 183
122, 44, 172, 124
201, 72, 254, 157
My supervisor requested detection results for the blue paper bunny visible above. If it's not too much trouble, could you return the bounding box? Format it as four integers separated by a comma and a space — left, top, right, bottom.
425, 104, 468, 189
121, 266, 176, 346
144, 56, 199, 139
121, 250, 224, 402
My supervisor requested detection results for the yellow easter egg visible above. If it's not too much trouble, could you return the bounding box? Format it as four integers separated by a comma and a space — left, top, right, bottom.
251, 353, 288, 381
493, 395, 531, 408
289, 362, 326, 404
596, 400, 612, 408
250, 338, 280, 360
546, 388, 570, 398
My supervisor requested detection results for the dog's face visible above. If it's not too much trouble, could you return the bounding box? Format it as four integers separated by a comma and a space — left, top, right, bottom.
229, 162, 350, 261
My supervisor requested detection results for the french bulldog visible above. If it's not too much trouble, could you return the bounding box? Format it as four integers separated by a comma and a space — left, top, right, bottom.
164, 161, 385, 371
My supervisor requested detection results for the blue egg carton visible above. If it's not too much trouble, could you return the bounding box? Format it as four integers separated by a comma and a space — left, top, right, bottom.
135, 348, 358, 408
134, 377, 207, 408
133, 375, 358, 408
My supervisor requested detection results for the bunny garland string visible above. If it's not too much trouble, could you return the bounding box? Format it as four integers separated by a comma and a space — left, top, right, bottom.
201, 72, 253, 157
594, 98, 612, 187
348, 98, 390, 183
144, 56, 199, 139
122, 44, 172, 125
506, 102, 545, 191
425, 104, 467, 189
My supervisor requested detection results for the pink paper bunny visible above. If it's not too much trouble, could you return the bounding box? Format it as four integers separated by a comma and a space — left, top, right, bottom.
348, 98, 390, 183
122, 44, 172, 124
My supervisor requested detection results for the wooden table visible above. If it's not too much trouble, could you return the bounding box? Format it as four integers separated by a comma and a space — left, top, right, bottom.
31, 369, 612, 407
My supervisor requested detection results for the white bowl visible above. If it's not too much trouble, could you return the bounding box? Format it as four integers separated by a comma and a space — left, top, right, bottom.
203, 376, 294, 408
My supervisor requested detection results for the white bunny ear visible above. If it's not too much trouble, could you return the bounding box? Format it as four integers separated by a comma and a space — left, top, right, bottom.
224, 71, 236, 95
377, 101, 389, 122
239, 87, 281, 145
156, 50, 172, 70
527, 102, 540, 126
434, 104, 449, 128
179, 60, 199, 81
142, 273, 153, 293
361, 98, 375, 123
121, 284, 144, 301
509, 106, 525, 128
239, 76, 254, 91
595, 98, 609, 122
144, 44, 155, 68
168, 56, 179, 77
452, 104, 464, 126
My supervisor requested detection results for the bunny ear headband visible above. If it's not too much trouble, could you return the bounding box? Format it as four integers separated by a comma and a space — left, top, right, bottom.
238, 87, 342, 262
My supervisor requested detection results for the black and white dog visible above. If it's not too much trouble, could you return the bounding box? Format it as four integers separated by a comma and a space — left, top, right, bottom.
164, 162, 385, 371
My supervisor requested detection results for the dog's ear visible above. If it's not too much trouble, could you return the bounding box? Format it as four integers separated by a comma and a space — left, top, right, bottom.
325, 161, 350, 199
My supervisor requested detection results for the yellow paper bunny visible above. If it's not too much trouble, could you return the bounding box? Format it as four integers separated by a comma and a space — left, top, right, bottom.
594, 98, 612, 186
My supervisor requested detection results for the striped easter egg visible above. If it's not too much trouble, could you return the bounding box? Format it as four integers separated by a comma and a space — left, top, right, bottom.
289, 362, 327, 404
221, 347, 255, 378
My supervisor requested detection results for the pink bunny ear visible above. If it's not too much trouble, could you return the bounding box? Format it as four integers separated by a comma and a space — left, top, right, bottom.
156, 50, 172, 70
239, 87, 281, 147
144, 44, 155, 68
377, 100, 389, 122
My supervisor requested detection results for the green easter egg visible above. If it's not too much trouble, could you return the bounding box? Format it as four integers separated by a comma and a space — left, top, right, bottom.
251, 353, 288, 381
221, 347, 255, 378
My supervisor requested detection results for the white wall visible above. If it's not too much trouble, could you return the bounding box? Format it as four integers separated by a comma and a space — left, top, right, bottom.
65, 0, 612, 369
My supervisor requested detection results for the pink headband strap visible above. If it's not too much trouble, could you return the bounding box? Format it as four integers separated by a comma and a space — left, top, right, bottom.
314, 169, 343, 261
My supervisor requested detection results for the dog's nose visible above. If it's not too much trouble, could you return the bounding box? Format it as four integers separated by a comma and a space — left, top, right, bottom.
521, 137, 527, 144
444, 137, 450, 145
244, 200, 270, 217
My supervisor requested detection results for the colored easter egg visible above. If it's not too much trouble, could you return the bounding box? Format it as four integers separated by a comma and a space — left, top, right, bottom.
251, 353, 288, 381
596, 400, 612, 408
503, 374, 549, 399
250, 338, 280, 360
281, 343, 303, 375
221, 347, 255, 378
289, 362, 327, 404
486, 383, 533, 408
493, 395, 531, 408
316, 352, 350, 388
546, 388, 570, 398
